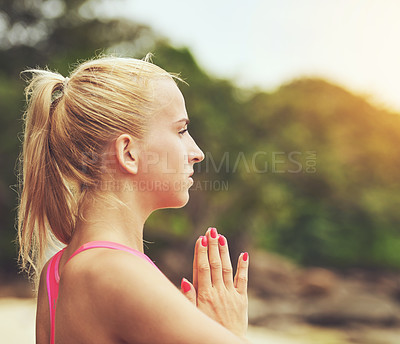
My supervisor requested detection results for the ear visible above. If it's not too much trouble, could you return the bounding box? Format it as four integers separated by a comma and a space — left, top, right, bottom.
114, 134, 139, 175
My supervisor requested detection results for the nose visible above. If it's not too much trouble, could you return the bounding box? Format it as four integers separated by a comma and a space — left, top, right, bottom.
189, 140, 204, 164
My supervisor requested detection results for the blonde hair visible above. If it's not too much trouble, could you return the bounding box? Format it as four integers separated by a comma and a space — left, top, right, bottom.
17, 55, 176, 283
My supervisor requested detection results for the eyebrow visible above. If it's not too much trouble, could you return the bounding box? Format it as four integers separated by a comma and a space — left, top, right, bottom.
174, 118, 190, 125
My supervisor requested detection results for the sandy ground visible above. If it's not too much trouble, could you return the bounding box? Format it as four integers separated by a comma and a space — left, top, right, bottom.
0, 298, 36, 344
1, 297, 400, 344
0, 297, 302, 344
1, 298, 280, 344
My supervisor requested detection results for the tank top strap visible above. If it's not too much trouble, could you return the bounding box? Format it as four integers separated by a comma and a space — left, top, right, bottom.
46, 248, 65, 344
65, 240, 160, 271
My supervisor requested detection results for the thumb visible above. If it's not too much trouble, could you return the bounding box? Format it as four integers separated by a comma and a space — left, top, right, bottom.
181, 278, 196, 305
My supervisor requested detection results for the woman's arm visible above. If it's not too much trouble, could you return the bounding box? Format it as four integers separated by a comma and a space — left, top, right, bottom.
61, 249, 250, 344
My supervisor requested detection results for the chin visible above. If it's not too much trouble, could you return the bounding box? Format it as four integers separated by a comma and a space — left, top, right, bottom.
171, 193, 190, 208
157, 192, 190, 210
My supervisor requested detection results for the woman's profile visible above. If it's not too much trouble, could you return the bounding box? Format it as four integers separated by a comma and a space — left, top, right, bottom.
17, 56, 250, 343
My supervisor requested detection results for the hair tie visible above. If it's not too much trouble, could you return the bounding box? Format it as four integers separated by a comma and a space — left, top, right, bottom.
63, 77, 70, 88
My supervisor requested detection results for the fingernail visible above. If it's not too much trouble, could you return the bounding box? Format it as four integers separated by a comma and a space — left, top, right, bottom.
210, 227, 217, 239
181, 278, 191, 293
218, 234, 226, 246
243, 252, 248, 262
201, 236, 208, 247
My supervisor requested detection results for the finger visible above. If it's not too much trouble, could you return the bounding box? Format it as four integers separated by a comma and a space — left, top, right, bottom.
218, 235, 234, 289
193, 237, 199, 291
234, 252, 249, 295
196, 235, 212, 291
181, 278, 197, 306
206, 227, 223, 287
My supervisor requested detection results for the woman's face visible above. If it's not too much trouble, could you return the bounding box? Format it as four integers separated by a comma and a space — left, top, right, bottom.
136, 78, 204, 209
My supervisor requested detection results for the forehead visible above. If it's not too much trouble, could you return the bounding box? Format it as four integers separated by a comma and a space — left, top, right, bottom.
150, 78, 187, 122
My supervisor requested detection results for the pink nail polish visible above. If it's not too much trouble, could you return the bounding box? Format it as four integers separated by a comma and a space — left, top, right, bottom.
243, 252, 248, 262
181, 278, 191, 293
201, 236, 208, 247
218, 235, 226, 246
210, 227, 217, 239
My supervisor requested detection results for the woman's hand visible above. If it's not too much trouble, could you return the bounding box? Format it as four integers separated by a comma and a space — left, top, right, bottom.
181, 227, 249, 338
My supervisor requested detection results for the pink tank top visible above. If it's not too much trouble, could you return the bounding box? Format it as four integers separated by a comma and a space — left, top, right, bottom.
46, 241, 161, 344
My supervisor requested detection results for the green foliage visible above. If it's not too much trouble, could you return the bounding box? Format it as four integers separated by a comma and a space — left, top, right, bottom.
1, 0, 400, 274
243, 79, 400, 268
151, 46, 400, 268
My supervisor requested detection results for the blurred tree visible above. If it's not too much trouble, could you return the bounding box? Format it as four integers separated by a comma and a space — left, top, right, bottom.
0, 0, 154, 274
1, 0, 400, 280
244, 79, 400, 268
147, 45, 400, 269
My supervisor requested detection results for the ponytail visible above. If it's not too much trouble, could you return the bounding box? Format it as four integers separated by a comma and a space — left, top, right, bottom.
18, 70, 75, 283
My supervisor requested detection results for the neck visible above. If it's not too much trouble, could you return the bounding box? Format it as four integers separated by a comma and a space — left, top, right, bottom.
69, 186, 153, 253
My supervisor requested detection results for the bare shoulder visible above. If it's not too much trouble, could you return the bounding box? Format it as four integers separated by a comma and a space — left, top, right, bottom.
58, 248, 246, 344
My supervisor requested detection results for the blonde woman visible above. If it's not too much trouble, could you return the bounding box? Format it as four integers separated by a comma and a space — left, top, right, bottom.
17, 56, 250, 343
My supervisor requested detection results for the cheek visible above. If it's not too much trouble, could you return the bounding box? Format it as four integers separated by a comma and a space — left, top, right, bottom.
138, 131, 190, 178
139, 148, 183, 178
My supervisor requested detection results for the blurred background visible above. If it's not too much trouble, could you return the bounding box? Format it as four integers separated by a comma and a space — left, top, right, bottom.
1, 0, 400, 343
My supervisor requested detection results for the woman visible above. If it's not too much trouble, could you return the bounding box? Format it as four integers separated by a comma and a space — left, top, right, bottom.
18, 56, 250, 343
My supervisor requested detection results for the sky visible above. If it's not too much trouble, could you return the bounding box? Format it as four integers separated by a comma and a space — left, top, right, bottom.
93, 0, 400, 112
